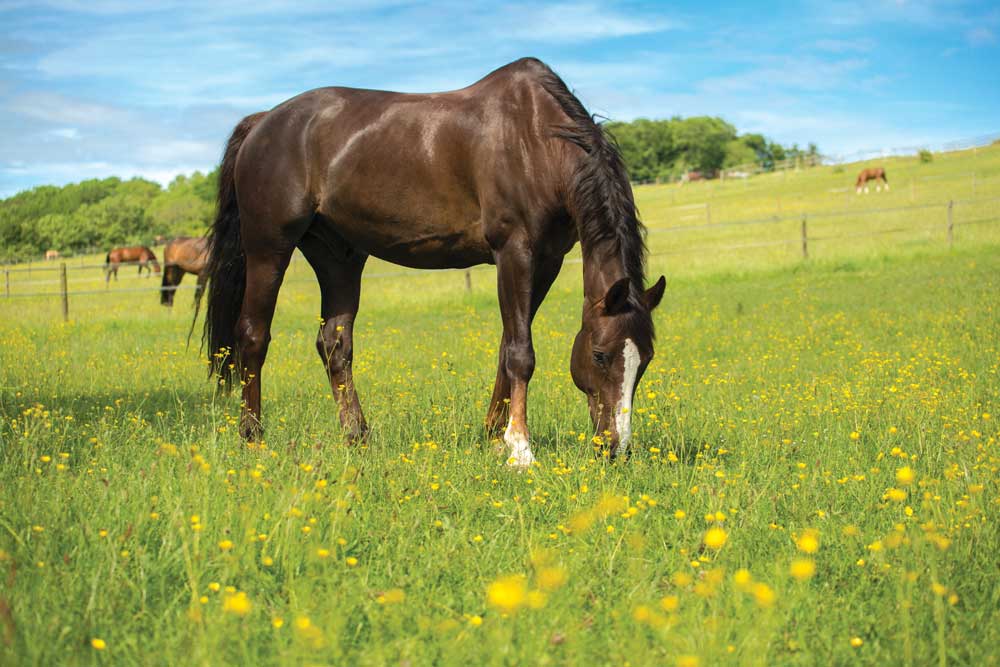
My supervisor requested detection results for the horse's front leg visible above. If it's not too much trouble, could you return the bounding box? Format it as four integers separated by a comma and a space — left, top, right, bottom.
486, 250, 563, 433
493, 244, 540, 468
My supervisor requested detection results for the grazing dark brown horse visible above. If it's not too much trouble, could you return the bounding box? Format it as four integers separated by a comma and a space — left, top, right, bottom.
204, 58, 666, 466
105, 246, 160, 282
856, 167, 889, 194
161, 236, 209, 307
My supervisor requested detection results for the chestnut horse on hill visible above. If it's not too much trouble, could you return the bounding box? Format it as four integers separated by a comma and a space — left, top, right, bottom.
856, 167, 889, 194
105, 246, 160, 282
203, 58, 666, 466
161, 236, 209, 308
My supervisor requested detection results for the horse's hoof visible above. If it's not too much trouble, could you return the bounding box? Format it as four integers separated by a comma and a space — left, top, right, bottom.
506, 450, 536, 470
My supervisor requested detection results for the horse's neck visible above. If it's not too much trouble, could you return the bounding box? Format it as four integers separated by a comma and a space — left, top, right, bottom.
580, 237, 628, 302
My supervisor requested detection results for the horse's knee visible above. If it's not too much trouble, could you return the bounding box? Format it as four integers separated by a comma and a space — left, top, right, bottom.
236, 317, 270, 363
316, 324, 352, 375
504, 340, 535, 381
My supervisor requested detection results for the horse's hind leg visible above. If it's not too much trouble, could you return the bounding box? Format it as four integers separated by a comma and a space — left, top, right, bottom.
237, 247, 294, 440
299, 226, 369, 442
161, 266, 181, 306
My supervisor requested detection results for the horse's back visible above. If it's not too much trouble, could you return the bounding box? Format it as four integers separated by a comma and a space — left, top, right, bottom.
234, 59, 573, 267
166, 237, 209, 274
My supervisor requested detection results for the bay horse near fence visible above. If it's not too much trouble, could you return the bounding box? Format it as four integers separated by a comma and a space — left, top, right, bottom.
204, 58, 666, 466
105, 246, 160, 282
161, 236, 209, 308
856, 167, 889, 194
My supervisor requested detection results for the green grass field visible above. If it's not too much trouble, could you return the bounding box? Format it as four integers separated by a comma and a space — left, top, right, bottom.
1, 146, 999, 666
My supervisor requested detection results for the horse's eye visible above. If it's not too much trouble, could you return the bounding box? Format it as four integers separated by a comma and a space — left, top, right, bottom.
592, 351, 608, 367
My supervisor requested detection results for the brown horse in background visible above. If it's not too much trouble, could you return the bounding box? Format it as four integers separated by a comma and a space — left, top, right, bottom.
204, 58, 666, 466
105, 246, 160, 282
856, 167, 888, 194
161, 236, 209, 307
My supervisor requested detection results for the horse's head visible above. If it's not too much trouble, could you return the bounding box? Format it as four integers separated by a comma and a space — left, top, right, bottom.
571, 275, 665, 459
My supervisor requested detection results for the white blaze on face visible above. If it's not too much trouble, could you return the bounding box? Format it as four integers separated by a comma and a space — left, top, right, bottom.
504, 417, 535, 469
615, 338, 640, 456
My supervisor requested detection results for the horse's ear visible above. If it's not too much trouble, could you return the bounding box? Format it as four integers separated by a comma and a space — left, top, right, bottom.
644, 275, 666, 311
603, 277, 631, 315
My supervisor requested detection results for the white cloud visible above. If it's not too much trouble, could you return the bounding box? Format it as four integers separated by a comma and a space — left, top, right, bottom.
814, 38, 875, 52
45, 127, 80, 139
5, 91, 133, 126
499, 2, 683, 42
137, 140, 217, 164
0, 160, 213, 197
966, 27, 996, 45
697, 58, 869, 94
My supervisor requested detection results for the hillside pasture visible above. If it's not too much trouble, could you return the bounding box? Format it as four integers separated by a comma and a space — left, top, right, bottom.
0, 147, 998, 666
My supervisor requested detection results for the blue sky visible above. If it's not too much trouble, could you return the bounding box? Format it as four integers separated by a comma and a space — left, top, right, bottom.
1, 0, 998, 197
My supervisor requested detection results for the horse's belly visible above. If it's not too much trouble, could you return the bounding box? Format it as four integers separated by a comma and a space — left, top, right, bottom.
325, 214, 493, 270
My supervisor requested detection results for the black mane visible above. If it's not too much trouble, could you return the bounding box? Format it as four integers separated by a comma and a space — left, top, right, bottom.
535, 64, 647, 295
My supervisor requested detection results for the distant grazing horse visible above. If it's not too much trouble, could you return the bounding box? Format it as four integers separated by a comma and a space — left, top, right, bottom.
105, 246, 160, 282
204, 58, 666, 466
161, 236, 209, 308
44, 249, 61, 261
856, 167, 889, 194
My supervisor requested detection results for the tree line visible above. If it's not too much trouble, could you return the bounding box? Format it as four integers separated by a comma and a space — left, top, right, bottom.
0, 171, 217, 262
605, 116, 818, 183
0, 115, 819, 261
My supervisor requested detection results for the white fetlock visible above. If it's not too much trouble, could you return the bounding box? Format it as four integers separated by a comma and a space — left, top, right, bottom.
504, 419, 536, 469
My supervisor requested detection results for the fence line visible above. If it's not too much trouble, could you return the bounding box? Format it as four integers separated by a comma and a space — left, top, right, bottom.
3, 259, 188, 274
650, 170, 995, 212
3, 199, 999, 319
2, 283, 201, 300
649, 195, 1000, 234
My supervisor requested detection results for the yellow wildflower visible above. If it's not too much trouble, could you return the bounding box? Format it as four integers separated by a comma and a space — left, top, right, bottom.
703, 527, 728, 549
487, 574, 528, 613
790, 558, 816, 581
222, 591, 251, 616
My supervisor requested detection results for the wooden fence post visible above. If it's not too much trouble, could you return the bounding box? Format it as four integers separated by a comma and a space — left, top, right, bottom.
60, 262, 69, 321
464, 270, 472, 292
947, 200, 954, 248
801, 214, 808, 259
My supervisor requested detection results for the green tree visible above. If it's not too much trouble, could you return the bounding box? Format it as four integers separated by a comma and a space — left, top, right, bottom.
673, 116, 737, 173
723, 139, 758, 168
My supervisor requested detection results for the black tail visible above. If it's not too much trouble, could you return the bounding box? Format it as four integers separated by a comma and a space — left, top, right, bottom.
202, 111, 267, 391
187, 276, 207, 348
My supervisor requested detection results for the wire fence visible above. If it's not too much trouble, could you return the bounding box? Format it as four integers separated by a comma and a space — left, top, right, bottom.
2, 196, 999, 320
